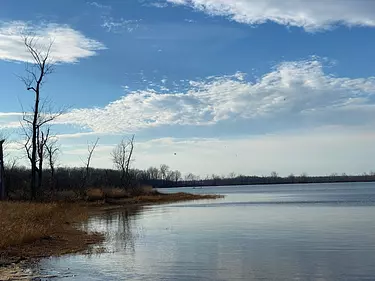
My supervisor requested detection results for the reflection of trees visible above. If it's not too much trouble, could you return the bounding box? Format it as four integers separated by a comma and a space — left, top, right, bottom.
102, 207, 143, 254
81, 206, 144, 255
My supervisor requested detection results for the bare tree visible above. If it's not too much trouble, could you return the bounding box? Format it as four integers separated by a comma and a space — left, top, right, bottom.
45, 134, 60, 190
160, 164, 170, 181
270, 171, 279, 178
112, 139, 126, 183
125, 135, 134, 186
185, 173, 197, 181
147, 166, 159, 180
21, 109, 61, 197
81, 138, 99, 190
111, 135, 135, 188
172, 170, 181, 183
166, 170, 175, 182
19, 36, 56, 200
5, 156, 19, 171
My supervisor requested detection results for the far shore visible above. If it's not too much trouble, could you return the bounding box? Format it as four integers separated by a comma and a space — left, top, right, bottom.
160, 178, 375, 189
0, 189, 223, 278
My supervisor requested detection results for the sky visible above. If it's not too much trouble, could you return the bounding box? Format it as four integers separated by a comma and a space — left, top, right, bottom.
1, 0, 375, 177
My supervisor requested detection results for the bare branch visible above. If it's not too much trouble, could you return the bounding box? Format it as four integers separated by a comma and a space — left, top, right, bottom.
81, 138, 99, 190
87, 138, 99, 169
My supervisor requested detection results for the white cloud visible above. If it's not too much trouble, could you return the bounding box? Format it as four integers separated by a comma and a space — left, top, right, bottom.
101, 17, 141, 33
56, 132, 105, 139
87, 1, 112, 10
0, 122, 21, 129
166, 0, 375, 31
184, 19, 197, 23
56, 59, 375, 133
0, 21, 106, 63
0, 113, 22, 129
148, 2, 169, 8
0, 112, 23, 117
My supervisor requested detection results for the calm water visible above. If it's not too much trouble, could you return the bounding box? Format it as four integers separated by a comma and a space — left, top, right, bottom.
35, 183, 375, 280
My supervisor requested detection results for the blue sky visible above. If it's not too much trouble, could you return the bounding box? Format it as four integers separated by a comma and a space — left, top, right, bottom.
1, 0, 375, 177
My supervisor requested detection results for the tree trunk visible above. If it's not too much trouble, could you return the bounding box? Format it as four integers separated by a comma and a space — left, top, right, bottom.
38, 156, 43, 196
31, 87, 40, 200
0, 140, 5, 200
50, 165, 55, 191
125, 135, 134, 188
121, 168, 125, 188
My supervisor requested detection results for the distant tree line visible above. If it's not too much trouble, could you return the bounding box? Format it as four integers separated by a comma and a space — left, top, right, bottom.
4, 164, 375, 199
166, 172, 375, 188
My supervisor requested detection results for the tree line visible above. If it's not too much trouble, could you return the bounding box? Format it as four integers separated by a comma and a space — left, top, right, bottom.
4, 162, 375, 200
1, 162, 184, 200
167, 172, 375, 188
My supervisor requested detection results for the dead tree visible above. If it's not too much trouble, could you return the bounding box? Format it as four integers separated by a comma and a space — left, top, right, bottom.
111, 139, 127, 186
6, 156, 19, 171
37, 127, 50, 193
111, 135, 135, 188
45, 135, 59, 190
147, 166, 159, 180
19, 36, 55, 200
81, 138, 99, 191
160, 164, 170, 181
173, 170, 182, 183
22, 102, 61, 198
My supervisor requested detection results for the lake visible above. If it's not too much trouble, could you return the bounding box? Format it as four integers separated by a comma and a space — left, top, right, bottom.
35, 182, 375, 280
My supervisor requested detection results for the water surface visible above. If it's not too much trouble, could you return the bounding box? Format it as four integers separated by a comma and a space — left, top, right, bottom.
36, 183, 375, 280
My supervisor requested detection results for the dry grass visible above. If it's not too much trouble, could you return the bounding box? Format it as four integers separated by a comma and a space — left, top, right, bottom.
86, 189, 223, 206
134, 192, 223, 203
86, 188, 105, 201
0, 202, 102, 253
103, 188, 129, 198
86, 188, 130, 201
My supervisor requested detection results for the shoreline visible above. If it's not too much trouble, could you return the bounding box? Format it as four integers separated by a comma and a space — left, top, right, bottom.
159, 179, 375, 189
0, 192, 222, 279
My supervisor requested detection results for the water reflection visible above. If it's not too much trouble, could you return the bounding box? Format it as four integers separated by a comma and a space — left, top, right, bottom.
37, 183, 375, 281
81, 206, 145, 254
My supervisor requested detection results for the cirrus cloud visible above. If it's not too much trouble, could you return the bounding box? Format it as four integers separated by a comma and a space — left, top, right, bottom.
166, 0, 375, 31
0, 21, 106, 63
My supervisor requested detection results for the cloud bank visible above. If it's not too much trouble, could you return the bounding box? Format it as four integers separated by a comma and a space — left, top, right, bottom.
166, 0, 375, 31
57, 59, 375, 133
0, 21, 106, 63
